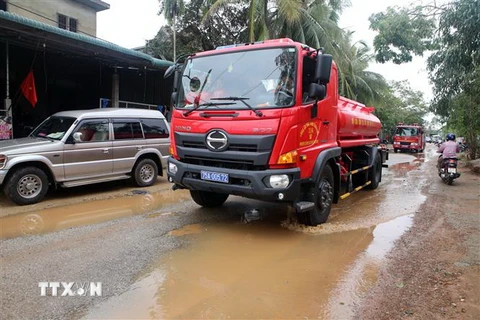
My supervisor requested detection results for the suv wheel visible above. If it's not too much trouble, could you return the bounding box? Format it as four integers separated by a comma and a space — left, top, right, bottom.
133, 158, 158, 187
4, 167, 49, 205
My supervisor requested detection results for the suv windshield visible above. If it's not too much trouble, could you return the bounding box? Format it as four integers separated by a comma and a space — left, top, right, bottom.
31, 116, 76, 140
177, 47, 297, 110
395, 127, 419, 137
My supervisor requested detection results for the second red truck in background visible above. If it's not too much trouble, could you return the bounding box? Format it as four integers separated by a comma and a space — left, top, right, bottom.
393, 123, 426, 153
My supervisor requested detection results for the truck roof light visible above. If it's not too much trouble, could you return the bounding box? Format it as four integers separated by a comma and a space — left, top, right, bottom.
215, 38, 295, 50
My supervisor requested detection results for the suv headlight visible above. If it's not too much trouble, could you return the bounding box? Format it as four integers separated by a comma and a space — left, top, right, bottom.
0, 155, 7, 169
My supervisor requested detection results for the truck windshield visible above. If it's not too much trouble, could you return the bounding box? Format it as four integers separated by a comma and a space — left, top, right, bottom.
395, 127, 419, 136
176, 47, 297, 110
30, 116, 76, 140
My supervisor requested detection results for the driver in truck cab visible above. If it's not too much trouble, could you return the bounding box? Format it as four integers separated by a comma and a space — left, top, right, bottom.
437, 133, 460, 168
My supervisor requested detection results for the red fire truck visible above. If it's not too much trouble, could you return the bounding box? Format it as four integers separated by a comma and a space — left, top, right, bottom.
165, 38, 388, 226
392, 123, 426, 153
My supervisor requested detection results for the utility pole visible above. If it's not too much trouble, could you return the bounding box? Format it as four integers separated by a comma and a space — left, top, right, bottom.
173, 14, 176, 62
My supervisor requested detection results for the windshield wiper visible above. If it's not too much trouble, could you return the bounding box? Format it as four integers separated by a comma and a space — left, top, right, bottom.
210, 97, 263, 117
183, 102, 236, 116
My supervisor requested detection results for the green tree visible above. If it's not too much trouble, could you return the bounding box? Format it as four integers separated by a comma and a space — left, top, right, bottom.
203, 0, 347, 53
150, 0, 249, 61
333, 32, 389, 105
374, 80, 428, 139
369, 0, 480, 158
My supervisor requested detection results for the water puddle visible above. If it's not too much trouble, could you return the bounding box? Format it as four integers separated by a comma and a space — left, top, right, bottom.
84, 152, 428, 319
325, 214, 414, 319
86, 215, 416, 320
0, 190, 190, 239
168, 223, 203, 236
85, 221, 375, 319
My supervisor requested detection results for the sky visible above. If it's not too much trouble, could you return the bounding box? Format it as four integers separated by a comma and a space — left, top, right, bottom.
97, 0, 433, 100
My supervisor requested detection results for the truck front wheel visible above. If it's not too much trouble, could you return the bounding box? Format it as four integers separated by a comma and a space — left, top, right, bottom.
190, 190, 229, 207
298, 165, 334, 226
4, 167, 49, 205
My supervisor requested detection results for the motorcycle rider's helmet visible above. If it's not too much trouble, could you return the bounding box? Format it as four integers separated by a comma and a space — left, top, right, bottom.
446, 133, 456, 141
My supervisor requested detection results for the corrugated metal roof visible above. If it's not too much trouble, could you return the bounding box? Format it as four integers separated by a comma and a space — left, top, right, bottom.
0, 10, 173, 70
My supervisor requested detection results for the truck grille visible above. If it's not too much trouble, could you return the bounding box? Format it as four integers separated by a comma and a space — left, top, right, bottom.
400, 142, 410, 145
183, 141, 257, 152
175, 132, 275, 168
183, 156, 264, 171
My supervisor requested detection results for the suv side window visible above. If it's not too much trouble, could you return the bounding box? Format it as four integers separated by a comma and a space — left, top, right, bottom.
113, 120, 144, 140
74, 119, 110, 142
141, 118, 169, 139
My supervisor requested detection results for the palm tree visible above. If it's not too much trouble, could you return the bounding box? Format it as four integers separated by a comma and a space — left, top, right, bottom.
334, 31, 388, 105
159, 0, 185, 60
203, 0, 348, 50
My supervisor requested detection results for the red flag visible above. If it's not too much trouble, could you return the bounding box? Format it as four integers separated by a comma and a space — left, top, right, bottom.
20, 71, 37, 107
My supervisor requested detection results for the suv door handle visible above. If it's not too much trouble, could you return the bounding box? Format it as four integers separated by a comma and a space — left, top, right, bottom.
103, 148, 110, 154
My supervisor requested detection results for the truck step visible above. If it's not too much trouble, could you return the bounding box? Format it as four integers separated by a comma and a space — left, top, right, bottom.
294, 201, 315, 212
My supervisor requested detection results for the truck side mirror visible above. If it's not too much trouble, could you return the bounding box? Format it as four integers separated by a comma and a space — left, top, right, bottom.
308, 83, 326, 118
314, 54, 332, 84
165, 63, 183, 91
171, 92, 178, 106
308, 83, 326, 100
164, 65, 176, 79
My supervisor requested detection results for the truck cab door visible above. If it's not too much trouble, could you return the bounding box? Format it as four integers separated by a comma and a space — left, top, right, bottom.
299, 54, 336, 147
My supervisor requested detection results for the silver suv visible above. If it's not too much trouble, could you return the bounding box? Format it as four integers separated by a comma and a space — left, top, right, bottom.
0, 109, 170, 205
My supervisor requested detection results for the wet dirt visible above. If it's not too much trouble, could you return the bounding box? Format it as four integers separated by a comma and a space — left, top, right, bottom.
0, 188, 190, 239
0, 176, 174, 218
354, 146, 480, 319
85, 151, 432, 319
3, 145, 477, 320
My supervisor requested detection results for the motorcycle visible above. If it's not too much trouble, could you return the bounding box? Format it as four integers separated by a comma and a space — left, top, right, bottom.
459, 142, 469, 153
438, 157, 461, 185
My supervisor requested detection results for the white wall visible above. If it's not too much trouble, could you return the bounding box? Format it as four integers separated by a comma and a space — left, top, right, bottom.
7, 0, 98, 36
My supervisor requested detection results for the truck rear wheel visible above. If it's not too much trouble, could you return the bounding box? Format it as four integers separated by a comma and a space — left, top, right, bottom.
190, 190, 229, 207
298, 165, 334, 226
4, 166, 49, 205
368, 153, 382, 190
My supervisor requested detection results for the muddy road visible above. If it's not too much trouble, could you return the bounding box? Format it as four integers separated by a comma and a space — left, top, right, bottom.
0, 145, 478, 319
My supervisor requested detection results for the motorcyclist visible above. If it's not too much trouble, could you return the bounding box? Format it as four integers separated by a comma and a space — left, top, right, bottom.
437, 133, 460, 169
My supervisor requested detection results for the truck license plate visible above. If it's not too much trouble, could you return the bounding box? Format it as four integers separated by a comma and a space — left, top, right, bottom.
201, 170, 229, 183
447, 168, 457, 173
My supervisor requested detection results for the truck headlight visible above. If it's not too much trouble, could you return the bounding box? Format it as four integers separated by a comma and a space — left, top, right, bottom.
168, 162, 178, 174
410, 143, 419, 146
268, 175, 290, 189
393, 142, 400, 145
0, 155, 6, 169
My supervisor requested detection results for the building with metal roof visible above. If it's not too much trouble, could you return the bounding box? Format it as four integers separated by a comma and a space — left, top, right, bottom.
0, 1, 173, 139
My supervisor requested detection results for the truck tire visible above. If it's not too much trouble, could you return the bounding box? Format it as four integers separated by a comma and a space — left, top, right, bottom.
298, 165, 334, 226
190, 190, 229, 207
3, 166, 49, 205
394, 148, 398, 153
133, 158, 158, 187
368, 153, 382, 190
